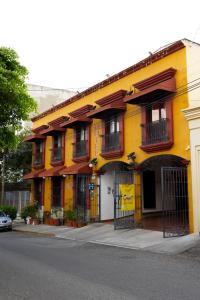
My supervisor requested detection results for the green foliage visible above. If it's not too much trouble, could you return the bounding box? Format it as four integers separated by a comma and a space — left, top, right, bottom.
64, 210, 76, 221
21, 204, 38, 219
0, 205, 17, 220
1, 128, 32, 183
0, 47, 37, 150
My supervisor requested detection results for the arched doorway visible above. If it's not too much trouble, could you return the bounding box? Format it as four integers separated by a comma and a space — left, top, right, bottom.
140, 155, 189, 237
98, 161, 129, 222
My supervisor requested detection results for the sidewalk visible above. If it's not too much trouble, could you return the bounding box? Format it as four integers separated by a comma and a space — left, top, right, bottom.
13, 221, 200, 255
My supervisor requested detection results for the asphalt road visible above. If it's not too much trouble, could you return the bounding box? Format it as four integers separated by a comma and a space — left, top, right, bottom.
0, 232, 200, 300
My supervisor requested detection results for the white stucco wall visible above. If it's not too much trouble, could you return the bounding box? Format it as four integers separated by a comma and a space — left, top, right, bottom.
25, 84, 76, 128
183, 39, 200, 108
183, 107, 200, 232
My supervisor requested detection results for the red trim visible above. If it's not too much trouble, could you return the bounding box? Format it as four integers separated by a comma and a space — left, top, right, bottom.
69, 105, 95, 118
60, 162, 92, 175
38, 165, 65, 177
40, 126, 65, 136
48, 116, 69, 126
32, 125, 49, 134
95, 90, 127, 106
87, 102, 126, 119
140, 141, 173, 153
24, 134, 46, 142
124, 78, 176, 105
23, 168, 46, 180
32, 40, 185, 122
60, 117, 92, 128
133, 68, 176, 90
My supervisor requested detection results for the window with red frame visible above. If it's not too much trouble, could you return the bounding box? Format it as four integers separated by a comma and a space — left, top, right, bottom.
34, 141, 43, 166
34, 179, 43, 207
52, 133, 62, 162
103, 115, 120, 152
74, 126, 87, 158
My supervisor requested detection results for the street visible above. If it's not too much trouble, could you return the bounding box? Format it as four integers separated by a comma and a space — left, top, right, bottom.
0, 232, 200, 300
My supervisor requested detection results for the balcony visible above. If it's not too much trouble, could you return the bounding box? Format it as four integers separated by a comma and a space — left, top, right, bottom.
142, 118, 168, 145
100, 131, 123, 159
51, 147, 63, 165
141, 118, 173, 152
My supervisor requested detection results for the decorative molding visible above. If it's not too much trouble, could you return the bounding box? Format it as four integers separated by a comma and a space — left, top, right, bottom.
182, 106, 200, 121
32, 125, 49, 134
95, 90, 127, 106
133, 68, 176, 91
140, 141, 173, 153
48, 116, 69, 126
69, 105, 95, 118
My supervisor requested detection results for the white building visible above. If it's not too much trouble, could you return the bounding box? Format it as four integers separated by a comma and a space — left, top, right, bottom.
25, 84, 76, 127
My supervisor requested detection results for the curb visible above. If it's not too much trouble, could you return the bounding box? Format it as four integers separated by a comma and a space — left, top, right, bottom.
13, 227, 55, 237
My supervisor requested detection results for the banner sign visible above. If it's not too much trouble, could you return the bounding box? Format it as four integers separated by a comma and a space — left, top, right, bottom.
119, 184, 135, 211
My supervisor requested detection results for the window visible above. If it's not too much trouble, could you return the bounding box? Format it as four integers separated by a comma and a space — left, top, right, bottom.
73, 126, 88, 160
141, 100, 173, 152
104, 115, 120, 152
34, 141, 43, 166
51, 133, 63, 163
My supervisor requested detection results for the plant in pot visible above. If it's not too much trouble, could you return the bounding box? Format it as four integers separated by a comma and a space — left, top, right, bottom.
51, 208, 63, 226
21, 204, 39, 225
64, 210, 76, 227
43, 211, 51, 224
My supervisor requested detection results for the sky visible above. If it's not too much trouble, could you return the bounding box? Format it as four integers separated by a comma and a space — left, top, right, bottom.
1, 0, 200, 91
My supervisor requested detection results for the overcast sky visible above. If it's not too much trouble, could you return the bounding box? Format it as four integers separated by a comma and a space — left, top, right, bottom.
1, 0, 200, 91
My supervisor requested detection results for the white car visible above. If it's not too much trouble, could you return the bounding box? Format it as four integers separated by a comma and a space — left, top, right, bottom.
0, 211, 12, 231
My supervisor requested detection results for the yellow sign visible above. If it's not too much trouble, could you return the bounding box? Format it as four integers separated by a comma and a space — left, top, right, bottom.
119, 184, 135, 211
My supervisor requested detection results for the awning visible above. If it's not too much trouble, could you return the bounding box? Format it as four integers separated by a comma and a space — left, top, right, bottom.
40, 126, 65, 136
59, 162, 92, 175
124, 78, 176, 105
38, 165, 65, 178
23, 134, 46, 142
60, 117, 92, 128
23, 169, 46, 180
87, 102, 126, 119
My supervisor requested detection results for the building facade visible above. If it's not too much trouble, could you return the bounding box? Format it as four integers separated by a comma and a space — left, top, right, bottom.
24, 39, 200, 237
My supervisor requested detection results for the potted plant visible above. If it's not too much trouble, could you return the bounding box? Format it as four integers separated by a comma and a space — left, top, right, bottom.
64, 210, 76, 227
43, 211, 51, 224
21, 204, 39, 225
51, 208, 63, 226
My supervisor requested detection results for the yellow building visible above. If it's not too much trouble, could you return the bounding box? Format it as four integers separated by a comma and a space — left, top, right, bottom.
24, 39, 200, 237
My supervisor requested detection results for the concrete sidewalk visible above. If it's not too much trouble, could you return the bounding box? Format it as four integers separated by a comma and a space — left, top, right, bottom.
13, 221, 200, 255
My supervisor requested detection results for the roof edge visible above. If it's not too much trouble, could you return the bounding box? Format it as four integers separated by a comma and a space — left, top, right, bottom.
32, 39, 185, 122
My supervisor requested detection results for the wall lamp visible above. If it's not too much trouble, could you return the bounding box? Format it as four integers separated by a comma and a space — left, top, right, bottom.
89, 158, 98, 168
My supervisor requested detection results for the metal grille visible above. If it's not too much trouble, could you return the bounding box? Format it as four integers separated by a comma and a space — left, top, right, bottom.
102, 132, 120, 152
142, 118, 168, 145
75, 141, 87, 157
161, 167, 189, 238
114, 170, 135, 230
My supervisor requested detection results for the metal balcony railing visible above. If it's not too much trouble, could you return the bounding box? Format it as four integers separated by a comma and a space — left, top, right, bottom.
142, 118, 168, 145
34, 153, 43, 166
74, 140, 87, 158
51, 147, 63, 162
102, 132, 121, 153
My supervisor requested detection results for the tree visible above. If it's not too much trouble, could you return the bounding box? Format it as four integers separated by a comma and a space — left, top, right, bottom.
0, 47, 37, 150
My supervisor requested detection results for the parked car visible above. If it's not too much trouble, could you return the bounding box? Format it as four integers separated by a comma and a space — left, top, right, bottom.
0, 211, 12, 231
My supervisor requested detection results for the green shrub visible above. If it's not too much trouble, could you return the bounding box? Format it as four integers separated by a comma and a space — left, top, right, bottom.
21, 204, 38, 219
64, 210, 76, 221
0, 205, 17, 220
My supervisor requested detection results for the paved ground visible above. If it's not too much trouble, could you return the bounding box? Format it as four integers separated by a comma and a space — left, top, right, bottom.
13, 222, 200, 254
1, 231, 200, 300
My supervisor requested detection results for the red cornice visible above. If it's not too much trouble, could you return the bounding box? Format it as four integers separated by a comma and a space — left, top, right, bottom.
140, 141, 173, 153
87, 102, 126, 119
133, 68, 176, 91
69, 105, 95, 118
95, 90, 127, 106
60, 117, 92, 128
32, 125, 49, 134
48, 116, 69, 126
31, 40, 185, 122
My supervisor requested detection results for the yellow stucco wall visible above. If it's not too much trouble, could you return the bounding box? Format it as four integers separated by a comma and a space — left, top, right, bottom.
31, 47, 193, 230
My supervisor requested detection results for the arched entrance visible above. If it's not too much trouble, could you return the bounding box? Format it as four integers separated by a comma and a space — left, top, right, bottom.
98, 161, 130, 222
140, 155, 189, 237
